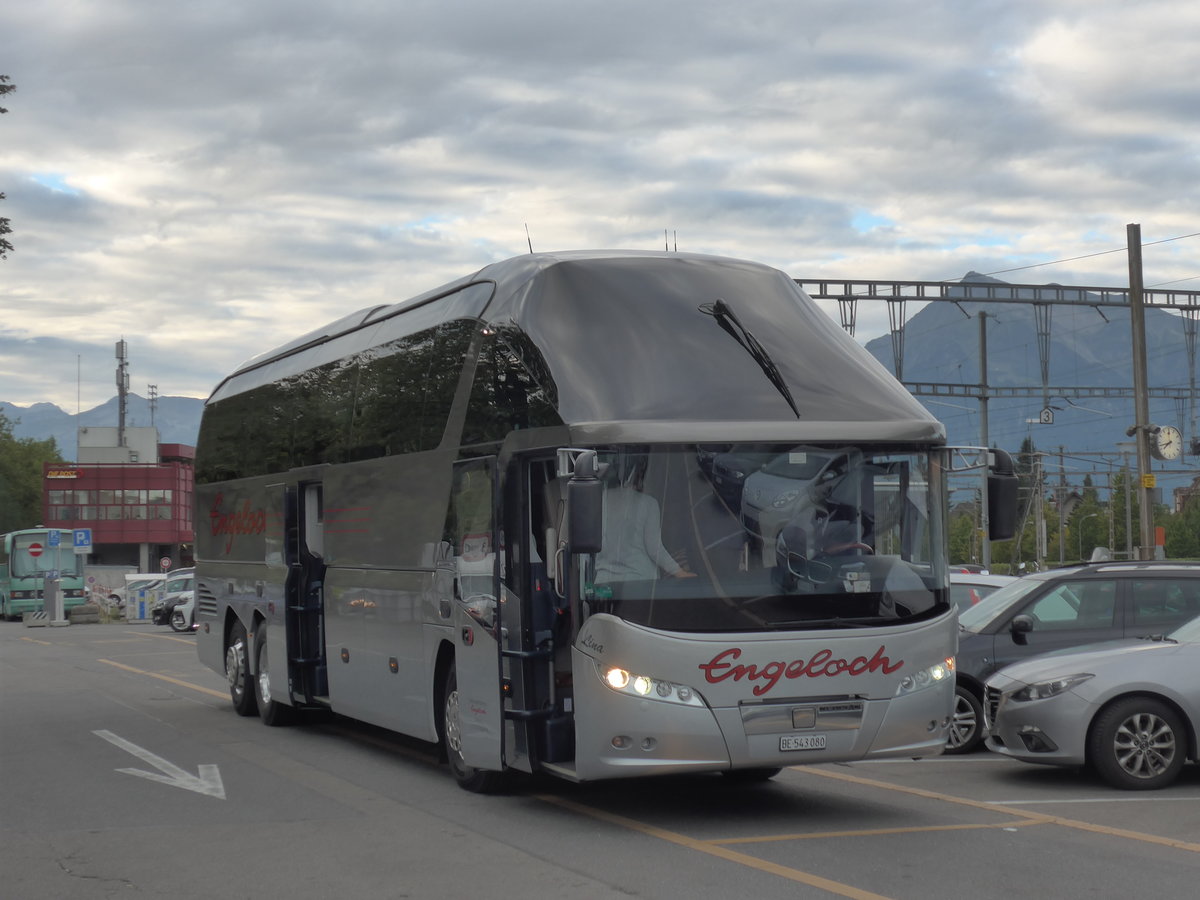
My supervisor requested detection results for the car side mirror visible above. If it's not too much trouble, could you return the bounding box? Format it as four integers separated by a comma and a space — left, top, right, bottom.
1010, 614, 1033, 645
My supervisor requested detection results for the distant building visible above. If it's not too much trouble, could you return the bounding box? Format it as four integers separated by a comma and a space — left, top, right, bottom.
42, 426, 194, 572
1175, 476, 1200, 514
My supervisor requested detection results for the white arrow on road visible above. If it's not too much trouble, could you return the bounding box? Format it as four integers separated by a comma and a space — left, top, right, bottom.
94, 729, 226, 799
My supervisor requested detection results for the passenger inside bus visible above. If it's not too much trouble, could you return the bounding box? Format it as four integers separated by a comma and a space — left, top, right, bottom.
594, 452, 696, 583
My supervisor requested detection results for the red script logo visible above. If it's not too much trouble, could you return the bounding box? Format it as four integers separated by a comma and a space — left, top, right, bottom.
698, 646, 904, 697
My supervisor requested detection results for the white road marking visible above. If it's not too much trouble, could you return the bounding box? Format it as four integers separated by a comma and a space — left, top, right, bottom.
93, 729, 226, 799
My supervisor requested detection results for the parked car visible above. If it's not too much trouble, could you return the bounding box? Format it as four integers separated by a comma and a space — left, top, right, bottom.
949, 572, 1017, 613
169, 590, 197, 632
985, 612, 1200, 790
151, 568, 194, 626
947, 561, 1200, 754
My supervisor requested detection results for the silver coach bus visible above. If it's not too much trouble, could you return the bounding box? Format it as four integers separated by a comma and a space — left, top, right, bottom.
194, 250, 1016, 791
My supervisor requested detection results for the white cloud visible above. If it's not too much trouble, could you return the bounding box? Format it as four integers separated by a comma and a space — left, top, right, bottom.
1, 0, 1197, 411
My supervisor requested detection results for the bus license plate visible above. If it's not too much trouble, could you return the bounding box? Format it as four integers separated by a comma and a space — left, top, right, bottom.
780, 734, 826, 751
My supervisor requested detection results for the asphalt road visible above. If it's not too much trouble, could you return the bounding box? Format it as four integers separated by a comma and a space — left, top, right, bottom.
3, 620, 1198, 900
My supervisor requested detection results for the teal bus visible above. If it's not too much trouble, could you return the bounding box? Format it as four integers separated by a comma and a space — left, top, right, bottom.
0, 528, 88, 619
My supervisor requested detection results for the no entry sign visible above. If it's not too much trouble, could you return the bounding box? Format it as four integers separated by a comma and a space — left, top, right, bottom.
28, 542, 44, 558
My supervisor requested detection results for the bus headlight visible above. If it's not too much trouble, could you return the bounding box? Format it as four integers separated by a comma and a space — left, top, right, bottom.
895, 657, 955, 696
598, 663, 705, 707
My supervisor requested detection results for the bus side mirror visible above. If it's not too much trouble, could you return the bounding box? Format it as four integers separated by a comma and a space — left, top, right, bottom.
567, 450, 604, 554
987, 448, 1018, 541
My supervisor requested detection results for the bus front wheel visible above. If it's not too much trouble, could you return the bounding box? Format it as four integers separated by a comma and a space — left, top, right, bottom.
440, 664, 505, 793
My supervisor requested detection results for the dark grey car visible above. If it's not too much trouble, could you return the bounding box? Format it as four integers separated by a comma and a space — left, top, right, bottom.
947, 561, 1200, 753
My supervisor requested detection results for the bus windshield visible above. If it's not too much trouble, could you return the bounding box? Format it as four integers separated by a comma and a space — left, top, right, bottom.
8, 533, 83, 578
580, 444, 947, 633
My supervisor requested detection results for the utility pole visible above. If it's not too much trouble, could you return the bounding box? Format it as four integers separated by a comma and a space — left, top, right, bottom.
1057, 446, 1067, 566
1126, 223, 1156, 561
978, 312, 991, 569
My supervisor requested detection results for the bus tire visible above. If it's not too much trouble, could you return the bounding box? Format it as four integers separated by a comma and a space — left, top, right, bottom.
225, 620, 257, 717
254, 626, 296, 726
440, 664, 505, 793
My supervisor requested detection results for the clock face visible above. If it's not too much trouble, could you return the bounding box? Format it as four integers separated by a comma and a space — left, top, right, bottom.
1154, 425, 1183, 461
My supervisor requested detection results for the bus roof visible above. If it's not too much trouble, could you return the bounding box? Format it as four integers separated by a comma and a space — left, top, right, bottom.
210, 250, 942, 444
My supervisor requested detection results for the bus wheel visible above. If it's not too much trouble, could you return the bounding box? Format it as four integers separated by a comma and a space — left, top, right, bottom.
225, 621, 257, 717
254, 626, 296, 726
441, 665, 505, 793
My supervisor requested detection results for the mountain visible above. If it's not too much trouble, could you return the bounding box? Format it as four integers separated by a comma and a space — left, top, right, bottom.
1, 394, 205, 461
861, 272, 1197, 493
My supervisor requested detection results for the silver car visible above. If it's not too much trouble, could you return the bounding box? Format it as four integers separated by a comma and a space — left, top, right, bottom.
985, 613, 1200, 790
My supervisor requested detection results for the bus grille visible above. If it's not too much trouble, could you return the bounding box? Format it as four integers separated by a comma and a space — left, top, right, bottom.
197, 583, 219, 618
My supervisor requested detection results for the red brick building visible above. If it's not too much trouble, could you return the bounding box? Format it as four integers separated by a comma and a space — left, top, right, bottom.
43, 438, 195, 570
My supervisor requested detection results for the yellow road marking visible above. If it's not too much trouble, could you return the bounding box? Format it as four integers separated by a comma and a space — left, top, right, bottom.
20, 636, 52, 645
805, 765, 1200, 854
538, 794, 896, 900
98, 658, 228, 700
129, 631, 197, 645
713, 818, 1048, 844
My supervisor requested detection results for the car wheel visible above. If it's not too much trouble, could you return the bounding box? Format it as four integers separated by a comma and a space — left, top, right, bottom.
945, 685, 984, 754
440, 663, 506, 793
169, 609, 190, 632
254, 626, 296, 726
1088, 697, 1186, 790
225, 620, 258, 717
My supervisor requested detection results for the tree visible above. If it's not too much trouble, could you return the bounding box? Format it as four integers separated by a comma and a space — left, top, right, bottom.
1, 74, 14, 259
0, 412, 63, 533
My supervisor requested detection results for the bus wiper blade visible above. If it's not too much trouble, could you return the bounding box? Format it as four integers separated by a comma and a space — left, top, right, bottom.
700, 298, 800, 418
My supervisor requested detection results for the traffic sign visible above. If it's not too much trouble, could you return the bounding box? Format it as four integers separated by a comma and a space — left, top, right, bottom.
73, 529, 93, 554
159, 557, 172, 571
48, 530, 61, 547
28, 542, 44, 558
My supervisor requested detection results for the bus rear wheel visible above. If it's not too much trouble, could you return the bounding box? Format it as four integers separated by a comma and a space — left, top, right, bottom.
225, 620, 257, 717
440, 664, 506, 793
254, 626, 296, 726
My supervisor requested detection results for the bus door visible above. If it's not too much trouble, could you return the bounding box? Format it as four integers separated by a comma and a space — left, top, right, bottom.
282, 481, 328, 704
448, 457, 504, 771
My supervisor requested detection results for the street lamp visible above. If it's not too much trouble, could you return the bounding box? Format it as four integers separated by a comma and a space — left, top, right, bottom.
1078, 513, 1098, 562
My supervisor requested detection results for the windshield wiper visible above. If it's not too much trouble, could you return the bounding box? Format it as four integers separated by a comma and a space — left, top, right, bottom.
700, 298, 800, 418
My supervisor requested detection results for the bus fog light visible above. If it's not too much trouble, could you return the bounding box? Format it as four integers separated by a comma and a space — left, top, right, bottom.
641, 738, 657, 751
633, 676, 653, 695
612, 735, 632, 749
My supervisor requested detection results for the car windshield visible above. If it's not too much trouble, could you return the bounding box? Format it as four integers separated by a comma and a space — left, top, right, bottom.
580, 443, 949, 632
957, 575, 1051, 630
1169, 613, 1200, 643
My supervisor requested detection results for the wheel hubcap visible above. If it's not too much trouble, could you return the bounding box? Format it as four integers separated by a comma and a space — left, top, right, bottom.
1114, 712, 1175, 779
226, 640, 244, 693
258, 645, 271, 705
445, 689, 463, 756
948, 695, 977, 748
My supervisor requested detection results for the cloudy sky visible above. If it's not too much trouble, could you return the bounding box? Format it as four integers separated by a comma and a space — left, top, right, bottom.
2, 0, 1198, 414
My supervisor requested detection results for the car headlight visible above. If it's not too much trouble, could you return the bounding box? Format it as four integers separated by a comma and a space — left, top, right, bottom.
772, 490, 800, 508
895, 657, 955, 696
597, 662, 705, 707
1010, 674, 1092, 702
